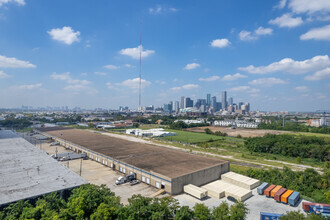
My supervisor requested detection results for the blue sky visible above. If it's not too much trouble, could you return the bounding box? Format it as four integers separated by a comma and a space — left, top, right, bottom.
0, 0, 329, 111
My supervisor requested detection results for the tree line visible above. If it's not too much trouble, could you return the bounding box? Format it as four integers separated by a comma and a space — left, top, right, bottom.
0, 118, 32, 129
0, 184, 249, 220
258, 121, 330, 134
244, 134, 330, 162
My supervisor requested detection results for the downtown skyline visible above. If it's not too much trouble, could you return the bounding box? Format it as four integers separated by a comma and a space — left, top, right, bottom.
0, 0, 329, 111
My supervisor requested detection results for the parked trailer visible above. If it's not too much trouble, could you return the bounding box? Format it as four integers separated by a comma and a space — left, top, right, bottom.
257, 182, 269, 195
184, 184, 208, 199
270, 185, 282, 198
264, 184, 276, 197
303, 202, 330, 216
288, 191, 300, 206
274, 188, 287, 202
281, 190, 293, 204
260, 212, 282, 220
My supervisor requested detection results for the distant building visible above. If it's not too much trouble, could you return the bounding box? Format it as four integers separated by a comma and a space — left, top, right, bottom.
206, 94, 211, 107
222, 91, 227, 110
180, 96, 185, 109
184, 97, 193, 108
228, 97, 233, 106
173, 101, 179, 112
211, 96, 217, 108
238, 102, 244, 110
164, 103, 172, 112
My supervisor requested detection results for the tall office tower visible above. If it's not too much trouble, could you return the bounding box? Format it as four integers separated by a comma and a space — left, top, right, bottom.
238, 102, 244, 110
206, 94, 211, 107
221, 91, 227, 110
185, 97, 193, 108
173, 101, 179, 112
211, 96, 217, 108
245, 102, 250, 112
180, 96, 185, 109
229, 97, 233, 106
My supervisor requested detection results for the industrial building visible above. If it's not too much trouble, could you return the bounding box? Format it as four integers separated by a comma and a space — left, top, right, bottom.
126, 128, 177, 137
0, 130, 87, 207
37, 127, 229, 195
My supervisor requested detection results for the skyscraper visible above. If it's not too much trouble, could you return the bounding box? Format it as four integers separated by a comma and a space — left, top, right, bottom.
173, 101, 179, 112
229, 97, 233, 106
211, 96, 217, 108
180, 96, 185, 109
206, 94, 211, 107
184, 97, 193, 108
221, 91, 227, 110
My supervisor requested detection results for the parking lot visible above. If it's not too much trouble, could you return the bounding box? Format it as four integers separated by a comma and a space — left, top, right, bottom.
40, 141, 158, 204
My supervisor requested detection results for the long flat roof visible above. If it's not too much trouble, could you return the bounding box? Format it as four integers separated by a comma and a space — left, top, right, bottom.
38, 127, 228, 178
0, 130, 87, 206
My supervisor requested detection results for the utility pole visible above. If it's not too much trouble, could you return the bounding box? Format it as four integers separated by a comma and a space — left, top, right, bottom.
79, 158, 83, 176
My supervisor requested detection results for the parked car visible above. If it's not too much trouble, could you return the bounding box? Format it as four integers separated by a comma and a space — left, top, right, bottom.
130, 180, 140, 186
115, 176, 127, 185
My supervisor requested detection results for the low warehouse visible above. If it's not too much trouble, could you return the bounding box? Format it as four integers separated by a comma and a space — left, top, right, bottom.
0, 130, 87, 207
37, 127, 229, 195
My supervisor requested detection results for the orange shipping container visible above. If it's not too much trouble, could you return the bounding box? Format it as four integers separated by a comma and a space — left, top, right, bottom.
264, 184, 276, 197
270, 185, 282, 197
281, 190, 294, 203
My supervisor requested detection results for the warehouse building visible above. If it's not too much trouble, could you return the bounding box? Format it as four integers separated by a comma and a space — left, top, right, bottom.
0, 130, 87, 207
37, 127, 229, 195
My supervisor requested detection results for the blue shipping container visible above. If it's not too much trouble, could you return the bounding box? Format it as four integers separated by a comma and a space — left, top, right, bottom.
257, 182, 269, 195
288, 191, 300, 206
260, 212, 282, 220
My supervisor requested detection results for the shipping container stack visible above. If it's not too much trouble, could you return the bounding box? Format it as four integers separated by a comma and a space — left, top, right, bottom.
302, 202, 330, 217
260, 183, 300, 206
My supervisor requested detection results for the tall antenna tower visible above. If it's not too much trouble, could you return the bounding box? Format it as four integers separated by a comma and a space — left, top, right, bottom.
139, 18, 142, 112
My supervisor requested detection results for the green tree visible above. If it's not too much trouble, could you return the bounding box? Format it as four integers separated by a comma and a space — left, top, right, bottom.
174, 206, 194, 220
280, 211, 305, 220
205, 128, 213, 135
90, 203, 118, 220
193, 203, 210, 220
229, 202, 248, 220
212, 202, 230, 220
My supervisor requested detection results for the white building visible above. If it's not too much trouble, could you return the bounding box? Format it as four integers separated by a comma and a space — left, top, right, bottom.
126, 128, 177, 137
214, 120, 259, 128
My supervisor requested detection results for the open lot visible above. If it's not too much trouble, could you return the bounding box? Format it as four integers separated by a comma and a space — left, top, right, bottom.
160, 129, 225, 143
186, 126, 294, 138
174, 187, 306, 219
39, 141, 158, 204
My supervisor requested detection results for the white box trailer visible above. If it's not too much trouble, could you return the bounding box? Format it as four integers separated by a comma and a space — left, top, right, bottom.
221, 172, 260, 190
201, 180, 231, 199
184, 184, 208, 199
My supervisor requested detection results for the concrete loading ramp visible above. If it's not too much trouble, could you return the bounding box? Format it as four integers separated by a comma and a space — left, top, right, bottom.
202, 180, 252, 202
221, 171, 260, 190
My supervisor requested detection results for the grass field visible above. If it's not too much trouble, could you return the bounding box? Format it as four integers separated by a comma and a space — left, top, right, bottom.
160, 129, 225, 143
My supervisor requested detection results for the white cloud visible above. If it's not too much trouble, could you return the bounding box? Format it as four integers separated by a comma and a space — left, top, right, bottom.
269, 13, 303, 28
210, 38, 231, 48
229, 86, 260, 93
0, 0, 25, 7
119, 45, 155, 59
94, 72, 107, 76
170, 84, 199, 91
300, 25, 330, 41
305, 67, 330, 80
0, 70, 10, 78
106, 82, 114, 89
288, 0, 330, 14
249, 77, 288, 86
149, 5, 177, 15
276, 0, 287, 9
15, 83, 42, 90
199, 75, 220, 82
47, 26, 80, 45
64, 84, 98, 95
51, 72, 91, 85
184, 63, 200, 70
239, 27, 273, 41
239, 31, 257, 41
238, 55, 330, 74
295, 86, 309, 92
116, 78, 151, 89
222, 73, 248, 81
0, 55, 36, 68
104, 65, 120, 70
124, 64, 135, 68
255, 27, 273, 35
